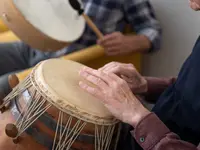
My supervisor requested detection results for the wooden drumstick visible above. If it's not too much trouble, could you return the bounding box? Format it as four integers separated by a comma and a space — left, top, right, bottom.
69, 0, 104, 39
82, 14, 104, 39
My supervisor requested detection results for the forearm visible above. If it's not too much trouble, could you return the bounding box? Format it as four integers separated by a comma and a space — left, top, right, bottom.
124, 0, 162, 52
125, 34, 152, 53
132, 113, 198, 150
142, 76, 176, 103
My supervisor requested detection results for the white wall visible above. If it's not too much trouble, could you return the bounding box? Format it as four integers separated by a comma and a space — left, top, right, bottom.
142, 0, 200, 77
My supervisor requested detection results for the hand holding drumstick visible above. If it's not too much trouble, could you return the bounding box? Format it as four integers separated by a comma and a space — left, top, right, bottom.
69, 0, 145, 56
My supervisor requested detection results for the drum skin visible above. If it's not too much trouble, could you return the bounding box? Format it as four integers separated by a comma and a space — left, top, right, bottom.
0, 0, 69, 51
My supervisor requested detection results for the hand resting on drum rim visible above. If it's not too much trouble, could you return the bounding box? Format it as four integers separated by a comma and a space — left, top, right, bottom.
79, 66, 150, 127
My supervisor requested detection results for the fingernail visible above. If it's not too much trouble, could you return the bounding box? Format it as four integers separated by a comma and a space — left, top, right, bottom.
79, 81, 83, 85
79, 81, 85, 87
79, 71, 82, 76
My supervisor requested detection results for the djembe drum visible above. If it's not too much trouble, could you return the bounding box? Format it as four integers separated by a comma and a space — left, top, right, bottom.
0, 59, 120, 150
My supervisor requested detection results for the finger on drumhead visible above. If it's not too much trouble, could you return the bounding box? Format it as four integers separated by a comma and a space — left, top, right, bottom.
80, 71, 108, 88
79, 66, 95, 77
103, 62, 123, 72
102, 61, 133, 68
98, 63, 113, 71
103, 67, 121, 76
118, 66, 135, 77
79, 66, 90, 72
99, 61, 117, 70
99, 62, 123, 71
80, 67, 112, 84
79, 81, 102, 98
107, 72, 125, 84
106, 65, 134, 78
80, 66, 95, 72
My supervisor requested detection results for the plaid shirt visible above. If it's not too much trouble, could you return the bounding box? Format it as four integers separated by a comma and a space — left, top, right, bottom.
59, 0, 161, 55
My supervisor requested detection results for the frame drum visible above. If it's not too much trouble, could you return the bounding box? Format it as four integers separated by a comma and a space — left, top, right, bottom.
0, 0, 85, 51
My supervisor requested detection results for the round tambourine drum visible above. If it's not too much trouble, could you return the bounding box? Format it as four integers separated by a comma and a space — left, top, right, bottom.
0, 0, 85, 51
0, 59, 121, 150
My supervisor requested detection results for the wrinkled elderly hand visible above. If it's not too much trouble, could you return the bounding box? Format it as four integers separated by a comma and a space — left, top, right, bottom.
79, 67, 150, 127
99, 62, 147, 94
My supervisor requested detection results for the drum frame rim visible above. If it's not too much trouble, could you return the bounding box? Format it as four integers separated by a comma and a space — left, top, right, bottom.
0, 0, 70, 51
12, 0, 86, 43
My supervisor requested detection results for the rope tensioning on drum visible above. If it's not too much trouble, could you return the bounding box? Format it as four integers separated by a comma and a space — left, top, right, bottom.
0, 74, 19, 113
52, 111, 87, 150
15, 91, 96, 144
10, 96, 96, 149
1, 59, 120, 150
6, 89, 117, 150
1, 76, 31, 110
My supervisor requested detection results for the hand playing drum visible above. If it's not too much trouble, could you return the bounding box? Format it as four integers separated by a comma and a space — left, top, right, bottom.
98, 62, 147, 94
79, 66, 150, 127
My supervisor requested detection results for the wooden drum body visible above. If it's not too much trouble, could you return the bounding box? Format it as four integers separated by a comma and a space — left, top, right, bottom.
0, 59, 120, 150
0, 0, 85, 51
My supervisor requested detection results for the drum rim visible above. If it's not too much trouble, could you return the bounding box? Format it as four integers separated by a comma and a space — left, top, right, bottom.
30, 59, 119, 126
0, 0, 70, 51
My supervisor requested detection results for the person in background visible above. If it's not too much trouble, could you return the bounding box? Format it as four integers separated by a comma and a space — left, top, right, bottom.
78, 0, 200, 149
0, 0, 161, 79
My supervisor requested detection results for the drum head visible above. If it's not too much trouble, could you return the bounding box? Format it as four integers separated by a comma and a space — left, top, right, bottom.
13, 0, 85, 42
33, 59, 116, 125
